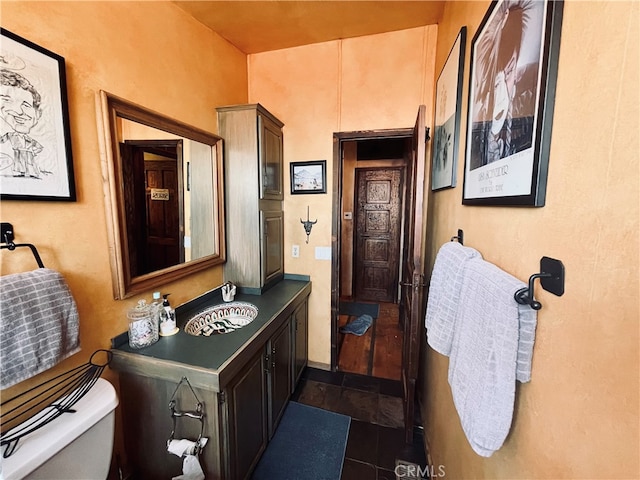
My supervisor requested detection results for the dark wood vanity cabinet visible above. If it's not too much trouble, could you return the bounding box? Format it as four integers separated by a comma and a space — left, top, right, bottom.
113, 286, 310, 480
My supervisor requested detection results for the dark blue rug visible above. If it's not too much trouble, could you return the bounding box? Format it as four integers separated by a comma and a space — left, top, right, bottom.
251, 402, 350, 480
338, 301, 380, 318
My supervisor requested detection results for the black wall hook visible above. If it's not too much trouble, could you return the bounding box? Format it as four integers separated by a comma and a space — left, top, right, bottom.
515, 256, 565, 310
450, 229, 464, 245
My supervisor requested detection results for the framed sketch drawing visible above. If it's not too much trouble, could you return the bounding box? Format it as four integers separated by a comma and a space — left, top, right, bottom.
463, 0, 564, 206
290, 160, 326, 194
0, 28, 76, 201
432, 26, 466, 191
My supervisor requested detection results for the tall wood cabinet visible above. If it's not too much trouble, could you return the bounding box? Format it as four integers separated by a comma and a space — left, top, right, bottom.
217, 104, 285, 291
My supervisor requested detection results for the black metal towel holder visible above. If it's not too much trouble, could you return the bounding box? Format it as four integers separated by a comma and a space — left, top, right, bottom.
450, 228, 464, 245
450, 229, 564, 310
0, 222, 45, 268
514, 256, 565, 310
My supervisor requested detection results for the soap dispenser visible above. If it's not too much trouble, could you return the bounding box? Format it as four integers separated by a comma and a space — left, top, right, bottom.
159, 293, 179, 336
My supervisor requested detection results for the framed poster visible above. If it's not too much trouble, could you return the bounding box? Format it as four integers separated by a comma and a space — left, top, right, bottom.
462, 0, 564, 206
432, 26, 466, 191
290, 160, 326, 194
0, 28, 76, 201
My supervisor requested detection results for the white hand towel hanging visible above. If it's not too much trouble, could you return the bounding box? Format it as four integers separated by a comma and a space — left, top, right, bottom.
425, 241, 482, 356
448, 257, 537, 457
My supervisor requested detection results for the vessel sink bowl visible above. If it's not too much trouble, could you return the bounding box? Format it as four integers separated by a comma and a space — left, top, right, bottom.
184, 302, 259, 336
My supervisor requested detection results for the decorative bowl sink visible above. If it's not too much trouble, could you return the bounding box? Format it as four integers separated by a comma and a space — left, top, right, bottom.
184, 302, 259, 336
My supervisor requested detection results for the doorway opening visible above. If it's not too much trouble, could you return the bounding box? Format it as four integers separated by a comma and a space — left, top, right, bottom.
121, 139, 184, 277
331, 106, 429, 442
331, 131, 412, 381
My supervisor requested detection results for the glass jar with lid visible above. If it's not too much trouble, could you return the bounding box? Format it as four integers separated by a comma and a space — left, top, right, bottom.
127, 299, 159, 348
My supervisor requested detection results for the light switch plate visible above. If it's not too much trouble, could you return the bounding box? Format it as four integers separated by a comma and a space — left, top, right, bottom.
314, 246, 331, 260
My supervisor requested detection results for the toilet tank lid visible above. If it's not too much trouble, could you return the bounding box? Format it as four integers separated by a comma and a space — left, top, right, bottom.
1, 378, 119, 480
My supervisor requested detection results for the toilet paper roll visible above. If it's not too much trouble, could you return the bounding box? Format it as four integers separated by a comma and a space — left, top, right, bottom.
168, 439, 197, 457
168, 437, 208, 457
171, 454, 205, 480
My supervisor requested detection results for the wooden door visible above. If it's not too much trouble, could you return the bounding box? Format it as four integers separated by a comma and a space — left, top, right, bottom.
267, 319, 292, 438
354, 168, 403, 302
399, 105, 428, 442
260, 209, 284, 286
225, 350, 268, 480
258, 113, 284, 200
144, 157, 181, 273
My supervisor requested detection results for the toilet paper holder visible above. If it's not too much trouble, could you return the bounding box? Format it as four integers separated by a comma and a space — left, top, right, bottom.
168, 376, 205, 455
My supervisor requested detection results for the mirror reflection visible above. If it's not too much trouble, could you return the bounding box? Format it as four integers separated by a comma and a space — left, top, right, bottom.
98, 92, 225, 299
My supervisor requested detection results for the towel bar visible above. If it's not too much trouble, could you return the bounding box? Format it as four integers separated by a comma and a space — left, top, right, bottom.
0, 222, 45, 268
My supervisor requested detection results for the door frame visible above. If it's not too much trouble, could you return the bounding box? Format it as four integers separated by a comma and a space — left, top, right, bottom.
330, 128, 413, 370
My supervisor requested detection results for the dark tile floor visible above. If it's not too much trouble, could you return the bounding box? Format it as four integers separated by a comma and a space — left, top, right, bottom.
291, 368, 428, 480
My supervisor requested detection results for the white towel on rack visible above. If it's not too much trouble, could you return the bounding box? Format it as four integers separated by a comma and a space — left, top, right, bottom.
425, 241, 482, 356
0, 268, 80, 389
448, 257, 537, 457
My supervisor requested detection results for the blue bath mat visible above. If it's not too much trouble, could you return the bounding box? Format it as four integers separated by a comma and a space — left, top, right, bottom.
252, 402, 350, 480
338, 301, 380, 318
340, 314, 373, 336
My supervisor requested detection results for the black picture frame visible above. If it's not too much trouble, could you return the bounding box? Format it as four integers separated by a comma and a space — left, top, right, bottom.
290, 160, 326, 194
0, 28, 76, 201
432, 26, 467, 191
462, 0, 563, 206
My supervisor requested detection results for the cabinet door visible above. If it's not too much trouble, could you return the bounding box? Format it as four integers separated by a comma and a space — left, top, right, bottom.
292, 299, 308, 390
258, 114, 283, 200
267, 319, 292, 438
261, 210, 284, 286
225, 350, 268, 480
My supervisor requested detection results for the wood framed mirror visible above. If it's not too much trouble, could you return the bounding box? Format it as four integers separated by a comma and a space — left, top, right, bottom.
97, 91, 225, 299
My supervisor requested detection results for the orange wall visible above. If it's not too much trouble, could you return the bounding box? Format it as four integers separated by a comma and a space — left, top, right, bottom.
248, 26, 438, 366
2, 1, 638, 478
0, 0, 247, 463
421, 1, 639, 478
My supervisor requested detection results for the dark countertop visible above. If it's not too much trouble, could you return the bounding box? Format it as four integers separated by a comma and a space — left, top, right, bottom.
110, 277, 311, 391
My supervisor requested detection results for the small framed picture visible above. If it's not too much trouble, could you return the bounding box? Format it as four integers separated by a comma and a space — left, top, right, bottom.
290, 160, 326, 194
432, 26, 466, 191
0, 28, 76, 201
463, 0, 564, 206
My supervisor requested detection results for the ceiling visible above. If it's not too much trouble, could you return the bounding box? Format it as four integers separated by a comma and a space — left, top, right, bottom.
173, 1, 445, 54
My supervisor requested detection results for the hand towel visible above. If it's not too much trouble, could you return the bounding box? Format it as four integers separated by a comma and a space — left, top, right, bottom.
448, 257, 537, 457
1, 268, 81, 389
340, 314, 373, 336
425, 241, 482, 355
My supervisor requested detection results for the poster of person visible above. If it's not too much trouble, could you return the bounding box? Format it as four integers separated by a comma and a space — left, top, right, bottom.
432, 27, 466, 191
463, 0, 564, 206
0, 28, 75, 200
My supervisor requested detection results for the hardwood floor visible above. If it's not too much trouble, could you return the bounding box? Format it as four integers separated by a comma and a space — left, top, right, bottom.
337, 301, 402, 381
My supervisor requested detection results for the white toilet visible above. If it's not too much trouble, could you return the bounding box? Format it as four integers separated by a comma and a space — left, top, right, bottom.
1, 378, 119, 480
